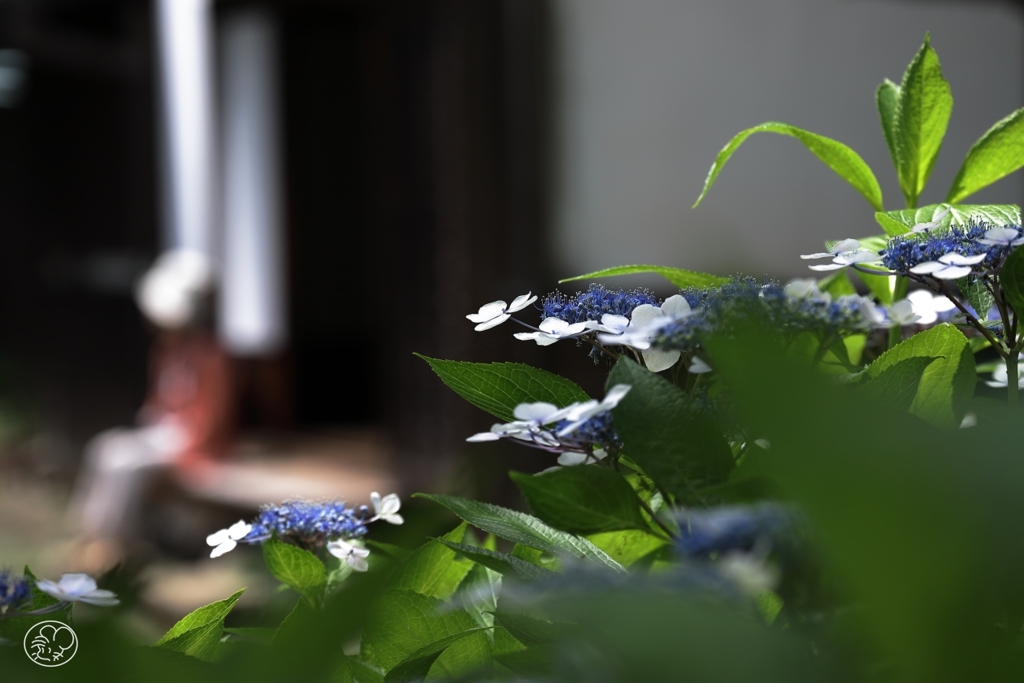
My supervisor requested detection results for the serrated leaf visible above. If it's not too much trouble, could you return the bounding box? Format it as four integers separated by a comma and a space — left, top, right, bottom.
415, 355, 590, 423
874, 203, 1022, 236
859, 356, 939, 413
510, 467, 650, 535
693, 121, 883, 210
383, 628, 492, 683
361, 590, 490, 679
453, 560, 502, 632
414, 494, 625, 573
558, 264, 728, 288
999, 246, 1024, 324
585, 529, 667, 567
959, 277, 995, 323
865, 324, 975, 428
877, 79, 901, 174
893, 35, 952, 207
436, 540, 554, 581
608, 358, 734, 501
948, 107, 1024, 203
263, 537, 327, 606
390, 523, 475, 600
155, 589, 245, 661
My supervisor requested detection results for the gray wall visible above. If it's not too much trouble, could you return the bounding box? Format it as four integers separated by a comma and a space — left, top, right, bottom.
550, 0, 1024, 282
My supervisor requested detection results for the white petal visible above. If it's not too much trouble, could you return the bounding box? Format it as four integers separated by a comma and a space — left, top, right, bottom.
35, 579, 67, 602
207, 528, 231, 546
80, 589, 120, 607
601, 384, 632, 409
557, 452, 589, 466
591, 448, 609, 461
909, 261, 944, 275
347, 555, 369, 572
507, 293, 537, 313
513, 332, 540, 342
379, 493, 401, 516
980, 227, 1018, 243
382, 513, 404, 525
784, 279, 818, 299
562, 321, 591, 337
370, 491, 382, 513
474, 313, 511, 331
841, 250, 881, 264
808, 263, 845, 271
599, 314, 630, 332
533, 333, 563, 346
688, 357, 713, 373
538, 317, 569, 333
467, 431, 501, 442
629, 304, 664, 328
514, 402, 560, 422
830, 239, 862, 253
910, 206, 950, 232
327, 539, 353, 558
227, 520, 252, 540
660, 295, 691, 317
933, 265, 973, 280
466, 301, 507, 323
210, 539, 237, 558
642, 348, 681, 373
939, 252, 986, 266
59, 573, 97, 596
800, 252, 833, 260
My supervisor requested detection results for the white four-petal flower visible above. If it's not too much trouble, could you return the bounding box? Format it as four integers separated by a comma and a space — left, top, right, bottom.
36, 573, 119, 607
514, 317, 593, 345
801, 239, 880, 271
885, 299, 921, 327
598, 295, 692, 372
207, 519, 252, 558
370, 492, 404, 525
908, 252, 986, 280
466, 293, 537, 331
977, 227, 1024, 247
327, 539, 371, 572
909, 206, 950, 233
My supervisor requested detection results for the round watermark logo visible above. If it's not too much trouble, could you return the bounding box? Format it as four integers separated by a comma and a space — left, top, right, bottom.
23, 620, 78, 667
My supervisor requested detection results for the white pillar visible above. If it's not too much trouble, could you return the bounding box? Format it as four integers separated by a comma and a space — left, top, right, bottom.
218, 8, 288, 356
153, 0, 217, 255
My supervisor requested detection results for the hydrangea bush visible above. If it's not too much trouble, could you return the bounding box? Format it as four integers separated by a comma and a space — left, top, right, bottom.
8, 34, 1024, 683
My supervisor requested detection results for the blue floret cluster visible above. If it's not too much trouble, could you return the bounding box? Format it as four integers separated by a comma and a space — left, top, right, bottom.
246, 499, 368, 544
879, 222, 1011, 273
542, 284, 659, 324
675, 503, 797, 558
0, 567, 30, 609
553, 412, 621, 451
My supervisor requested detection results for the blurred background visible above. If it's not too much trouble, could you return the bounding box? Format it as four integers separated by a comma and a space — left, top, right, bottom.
0, 0, 1021, 636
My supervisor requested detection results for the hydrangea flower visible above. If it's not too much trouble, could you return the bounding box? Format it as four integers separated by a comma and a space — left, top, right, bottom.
327, 539, 371, 572
908, 252, 987, 280
885, 299, 920, 327
906, 289, 957, 325
801, 239, 880, 271
246, 500, 368, 545
467, 386, 631, 464
910, 206, 950, 233
541, 285, 659, 324
600, 295, 692, 372
207, 519, 253, 558
977, 226, 1024, 247
0, 567, 29, 610
370, 492, 403, 525
36, 573, 119, 607
466, 293, 537, 331
514, 317, 593, 346
880, 223, 992, 274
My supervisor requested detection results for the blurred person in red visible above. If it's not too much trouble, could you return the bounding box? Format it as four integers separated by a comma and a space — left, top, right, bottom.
68, 249, 236, 569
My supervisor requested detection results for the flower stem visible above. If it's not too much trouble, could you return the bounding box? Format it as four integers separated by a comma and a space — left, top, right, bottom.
1008, 356, 1019, 408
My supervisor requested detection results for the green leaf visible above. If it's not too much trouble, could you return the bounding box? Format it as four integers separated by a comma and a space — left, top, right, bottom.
414, 493, 625, 573
0, 567, 74, 642
452, 559, 502, 632
155, 589, 245, 661
877, 78, 901, 174
383, 628, 492, 683
492, 612, 571, 647
558, 264, 728, 289
853, 271, 896, 305
893, 35, 952, 207
959, 277, 995, 325
263, 537, 327, 606
859, 356, 939, 413
865, 324, 975, 428
585, 529, 668, 567
435, 540, 554, 581
607, 358, 734, 501
874, 203, 1022, 236
493, 647, 555, 679
510, 466, 650, 535
693, 121, 883, 210
817, 270, 858, 298
349, 657, 386, 683
223, 627, 276, 644
390, 523, 474, 600
948, 107, 1024, 203
999, 245, 1024, 324
361, 590, 490, 679
415, 355, 590, 423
